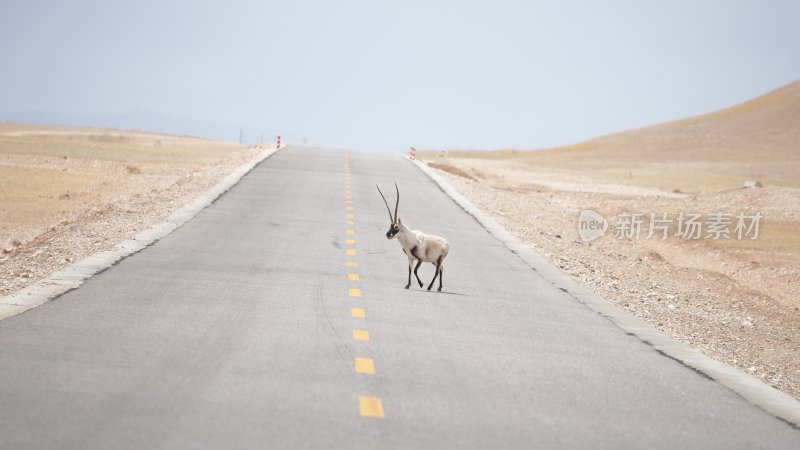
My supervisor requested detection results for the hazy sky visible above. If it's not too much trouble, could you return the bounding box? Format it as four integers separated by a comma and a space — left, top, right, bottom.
1, 0, 798, 150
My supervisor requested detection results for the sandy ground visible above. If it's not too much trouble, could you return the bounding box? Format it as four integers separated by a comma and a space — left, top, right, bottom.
0, 123, 267, 298
416, 81, 800, 399
424, 160, 800, 399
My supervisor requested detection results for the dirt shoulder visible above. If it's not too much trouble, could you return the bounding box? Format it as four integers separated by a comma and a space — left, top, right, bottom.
0, 123, 269, 298
425, 157, 800, 400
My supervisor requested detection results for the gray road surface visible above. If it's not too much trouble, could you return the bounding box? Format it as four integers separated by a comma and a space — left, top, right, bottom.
0, 146, 797, 449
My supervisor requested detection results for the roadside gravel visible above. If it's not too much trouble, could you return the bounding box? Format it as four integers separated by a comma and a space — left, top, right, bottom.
0, 146, 264, 297
432, 163, 800, 400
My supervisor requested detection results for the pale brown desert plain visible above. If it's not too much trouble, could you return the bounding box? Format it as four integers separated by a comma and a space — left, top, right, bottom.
0, 123, 265, 298
418, 80, 800, 399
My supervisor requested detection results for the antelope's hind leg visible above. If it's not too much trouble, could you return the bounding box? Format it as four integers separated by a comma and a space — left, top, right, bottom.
427, 262, 440, 291
437, 264, 443, 291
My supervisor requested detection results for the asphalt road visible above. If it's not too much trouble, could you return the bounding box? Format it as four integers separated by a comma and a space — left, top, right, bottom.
0, 146, 798, 449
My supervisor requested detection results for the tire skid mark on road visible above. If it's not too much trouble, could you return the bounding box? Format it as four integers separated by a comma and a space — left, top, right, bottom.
312, 283, 352, 359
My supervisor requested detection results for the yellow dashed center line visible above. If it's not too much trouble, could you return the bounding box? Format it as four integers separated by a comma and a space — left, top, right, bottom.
354, 357, 375, 374
359, 396, 384, 418
352, 329, 370, 341
344, 153, 386, 419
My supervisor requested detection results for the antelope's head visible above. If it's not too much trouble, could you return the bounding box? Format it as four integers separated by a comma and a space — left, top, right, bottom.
377, 183, 401, 239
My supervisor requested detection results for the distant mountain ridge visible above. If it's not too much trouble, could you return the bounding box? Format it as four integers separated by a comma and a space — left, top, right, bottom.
0, 109, 298, 145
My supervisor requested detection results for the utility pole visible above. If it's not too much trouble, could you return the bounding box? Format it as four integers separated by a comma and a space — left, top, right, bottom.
239, 129, 243, 144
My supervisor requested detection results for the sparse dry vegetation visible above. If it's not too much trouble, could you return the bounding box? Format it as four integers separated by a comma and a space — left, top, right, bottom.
427, 162, 478, 181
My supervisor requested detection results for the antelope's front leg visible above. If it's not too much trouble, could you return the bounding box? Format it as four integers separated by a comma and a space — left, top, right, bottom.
413, 259, 424, 287
405, 258, 413, 289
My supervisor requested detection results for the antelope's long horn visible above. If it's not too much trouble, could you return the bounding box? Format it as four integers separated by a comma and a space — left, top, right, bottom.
394, 183, 400, 221
376, 185, 394, 222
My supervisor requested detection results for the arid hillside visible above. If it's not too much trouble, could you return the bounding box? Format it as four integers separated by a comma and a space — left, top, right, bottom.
435, 80, 800, 192
419, 80, 800, 399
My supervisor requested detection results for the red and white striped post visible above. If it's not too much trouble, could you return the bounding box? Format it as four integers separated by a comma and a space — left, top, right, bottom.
276, 135, 281, 149
409, 147, 416, 160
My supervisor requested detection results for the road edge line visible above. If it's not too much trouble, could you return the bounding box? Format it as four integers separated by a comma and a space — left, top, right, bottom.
0, 145, 284, 321
407, 156, 800, 428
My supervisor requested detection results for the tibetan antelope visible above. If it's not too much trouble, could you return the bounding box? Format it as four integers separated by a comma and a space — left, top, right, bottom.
377, 183, 450, 291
